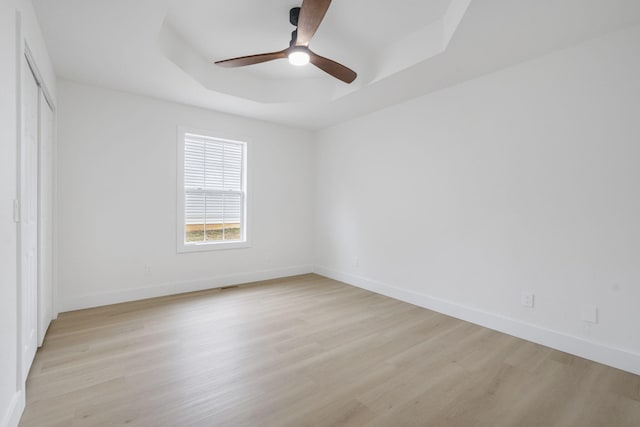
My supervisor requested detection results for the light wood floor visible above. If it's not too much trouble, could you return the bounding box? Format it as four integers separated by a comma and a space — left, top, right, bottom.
20, 274, 640, 427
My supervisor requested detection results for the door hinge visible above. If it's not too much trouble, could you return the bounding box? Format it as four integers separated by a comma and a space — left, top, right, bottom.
13, 199, 20, 223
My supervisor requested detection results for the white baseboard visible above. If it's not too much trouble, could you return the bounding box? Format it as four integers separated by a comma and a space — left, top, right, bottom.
313, 265, 640, 376
1, 390, 24, 427
60, 265, 313, 312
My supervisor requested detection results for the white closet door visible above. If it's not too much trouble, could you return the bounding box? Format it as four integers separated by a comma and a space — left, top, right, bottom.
21, 57, 39, 378
38, 88, 54, 345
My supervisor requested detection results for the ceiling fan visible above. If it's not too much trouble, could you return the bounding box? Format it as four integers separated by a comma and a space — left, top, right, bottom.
214, 0, 357, 84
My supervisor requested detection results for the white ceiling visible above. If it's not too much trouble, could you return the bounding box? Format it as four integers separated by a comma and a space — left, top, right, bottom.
33, 0, 640, 130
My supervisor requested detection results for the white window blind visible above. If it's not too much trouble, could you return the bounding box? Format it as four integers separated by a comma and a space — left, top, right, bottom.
181, 132, 246, 246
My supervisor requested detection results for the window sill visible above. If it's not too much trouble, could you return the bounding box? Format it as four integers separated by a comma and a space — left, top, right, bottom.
177, 240, 251, 253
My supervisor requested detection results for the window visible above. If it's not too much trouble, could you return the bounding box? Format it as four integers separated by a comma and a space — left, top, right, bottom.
177, 128, 248, 252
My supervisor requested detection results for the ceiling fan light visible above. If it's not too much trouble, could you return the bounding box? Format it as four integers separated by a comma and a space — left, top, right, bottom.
288, 49, 310, 66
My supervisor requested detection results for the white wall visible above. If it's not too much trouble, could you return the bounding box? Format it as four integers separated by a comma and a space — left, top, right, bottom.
315, 24, 640, 374
56, 80, 315, 311
0, 1, 56, 426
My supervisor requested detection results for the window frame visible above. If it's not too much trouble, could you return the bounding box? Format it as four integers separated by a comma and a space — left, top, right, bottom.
176, 126, 250, 253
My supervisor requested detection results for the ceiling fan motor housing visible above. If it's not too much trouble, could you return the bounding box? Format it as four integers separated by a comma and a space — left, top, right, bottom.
289, 7, 301, 45
290, 7, 301, 26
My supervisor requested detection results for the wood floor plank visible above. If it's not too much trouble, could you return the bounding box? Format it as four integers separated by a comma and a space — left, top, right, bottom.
20, 274, 640, 426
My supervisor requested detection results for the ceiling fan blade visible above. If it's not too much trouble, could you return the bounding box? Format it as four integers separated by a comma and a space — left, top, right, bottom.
295, 0, 332, 46
215, 50, 287, 68
309, 50, 357, 84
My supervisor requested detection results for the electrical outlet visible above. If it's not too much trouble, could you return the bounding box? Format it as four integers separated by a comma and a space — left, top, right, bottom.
144, 265, 152, 276
521, 292, 534, 308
